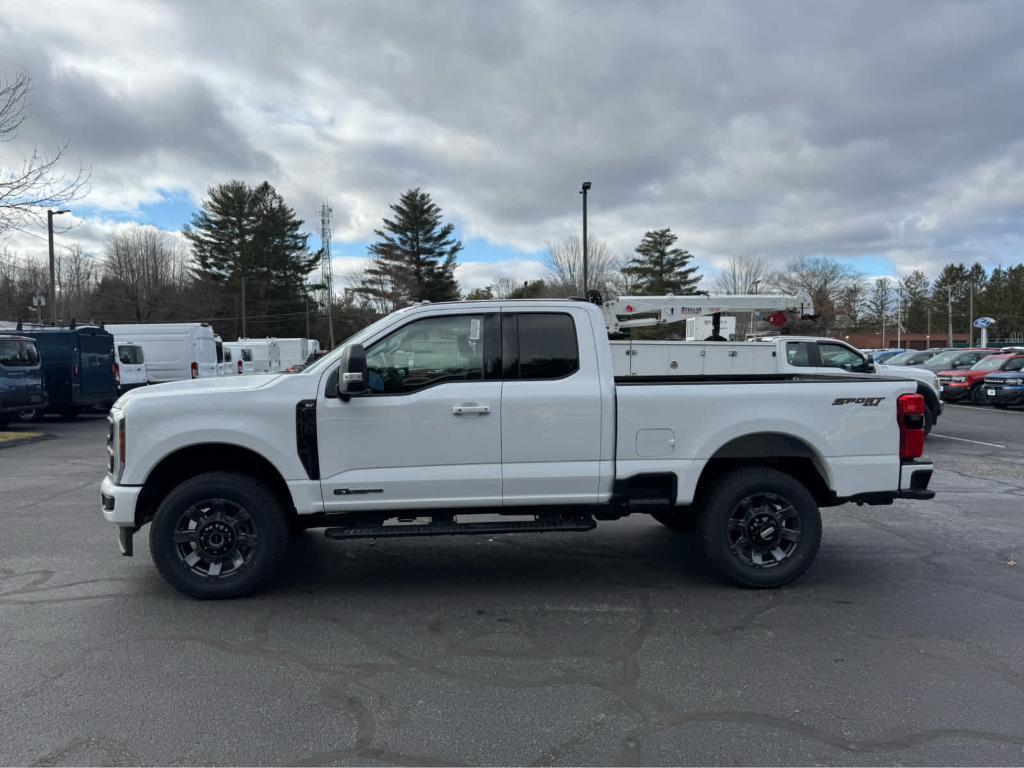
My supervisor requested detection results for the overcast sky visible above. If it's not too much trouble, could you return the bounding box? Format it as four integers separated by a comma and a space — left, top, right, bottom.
1, 0, 1022, 289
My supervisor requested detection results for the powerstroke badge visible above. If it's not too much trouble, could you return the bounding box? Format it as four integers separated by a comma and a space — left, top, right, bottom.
832, 397, 885, 407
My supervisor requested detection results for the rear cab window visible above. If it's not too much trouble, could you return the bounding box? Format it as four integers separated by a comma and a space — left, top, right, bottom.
0, 338, 21, 366
503, 312, 580, 380
118, 345, 144, 365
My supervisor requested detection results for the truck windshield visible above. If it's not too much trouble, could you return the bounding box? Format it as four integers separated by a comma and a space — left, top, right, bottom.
886, 350, 935, 366
971, 356, 1006, 371
926, 351, 960, 367
118, 345, 144, 365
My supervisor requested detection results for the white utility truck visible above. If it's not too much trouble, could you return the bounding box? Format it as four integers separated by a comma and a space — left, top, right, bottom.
612, 334, 942, 432
101, 294, 934, 599
105, 323, 219, 382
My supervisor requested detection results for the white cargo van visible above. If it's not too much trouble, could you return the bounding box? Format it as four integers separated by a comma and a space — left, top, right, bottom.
235, 339, 281, 373
105, 324, 219, 383
276, 338, 310, 371
222, 341, 255, 374
112, 340, 148, 392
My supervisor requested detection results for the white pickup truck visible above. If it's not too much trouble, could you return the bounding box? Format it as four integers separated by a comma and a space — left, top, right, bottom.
101, 297, 934, 599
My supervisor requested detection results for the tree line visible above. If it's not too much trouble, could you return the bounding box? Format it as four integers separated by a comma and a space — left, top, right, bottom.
713, 254, 1024, 340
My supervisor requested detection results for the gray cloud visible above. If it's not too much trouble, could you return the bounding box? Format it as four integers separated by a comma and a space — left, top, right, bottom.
0, 0, 1021, 277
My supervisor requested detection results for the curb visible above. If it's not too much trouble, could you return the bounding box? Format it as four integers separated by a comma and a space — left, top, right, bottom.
0, 431, 48, 449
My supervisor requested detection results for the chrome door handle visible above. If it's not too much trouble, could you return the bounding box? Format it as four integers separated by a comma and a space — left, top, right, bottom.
452, 404, 490, 415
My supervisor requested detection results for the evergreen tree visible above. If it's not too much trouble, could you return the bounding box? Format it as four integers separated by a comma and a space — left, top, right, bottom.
184, 180, 316, 337
357, 188, 461, 308
900, 270, 930, 333
865, 277, 896, 337
622, 228, 700, 294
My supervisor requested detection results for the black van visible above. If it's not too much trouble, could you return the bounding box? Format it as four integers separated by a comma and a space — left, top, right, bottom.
0, 327, 117, 419
0, 336, 48, 427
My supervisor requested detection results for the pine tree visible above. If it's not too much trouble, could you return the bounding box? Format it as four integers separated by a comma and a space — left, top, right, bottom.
357, 188, 461, 308
900, 270, 930, 333
622, 228, 700, 294
184, 180, 316, 337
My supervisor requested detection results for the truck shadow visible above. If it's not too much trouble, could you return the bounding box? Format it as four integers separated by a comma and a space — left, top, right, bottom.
272, 524, 721, 597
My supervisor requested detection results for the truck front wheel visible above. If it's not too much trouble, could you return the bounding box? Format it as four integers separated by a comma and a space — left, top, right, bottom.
149, 471, 289, 599
699, 468, 821, 588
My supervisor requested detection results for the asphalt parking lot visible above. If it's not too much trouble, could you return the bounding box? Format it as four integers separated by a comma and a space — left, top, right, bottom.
1, 407, 1023, 766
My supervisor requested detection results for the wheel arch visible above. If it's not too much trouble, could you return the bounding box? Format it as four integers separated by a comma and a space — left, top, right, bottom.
693, 432, 833, 507
135, 443, 297, 529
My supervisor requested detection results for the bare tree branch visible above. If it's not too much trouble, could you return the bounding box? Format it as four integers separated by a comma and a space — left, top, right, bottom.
0, 71, 91, 236
544, 235, 619, 296
712, 253, 773, 294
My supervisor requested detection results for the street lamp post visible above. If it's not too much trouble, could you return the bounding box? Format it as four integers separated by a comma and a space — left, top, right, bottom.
580, 182, 591, 294
47, 209, 70, 325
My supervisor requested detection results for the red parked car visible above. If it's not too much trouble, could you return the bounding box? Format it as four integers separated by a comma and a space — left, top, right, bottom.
937, 353, 1024, 405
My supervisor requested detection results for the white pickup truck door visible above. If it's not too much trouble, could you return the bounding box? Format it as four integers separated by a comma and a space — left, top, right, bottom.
316, 312, 502, 513
500, 308, 605, 505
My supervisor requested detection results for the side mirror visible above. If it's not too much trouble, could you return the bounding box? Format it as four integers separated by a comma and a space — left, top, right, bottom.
865, 354, 876, 373
336, 343, 368, 402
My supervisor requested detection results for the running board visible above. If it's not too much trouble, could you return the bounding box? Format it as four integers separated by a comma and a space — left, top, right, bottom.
324, 516, 596, 540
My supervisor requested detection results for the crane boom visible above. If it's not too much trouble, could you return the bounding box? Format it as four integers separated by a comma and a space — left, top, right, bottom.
601, 292, 815, 333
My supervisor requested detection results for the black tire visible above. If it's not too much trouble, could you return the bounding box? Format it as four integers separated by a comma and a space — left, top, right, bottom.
698, 467, 822, 588
993, 403, 1008, 409
969, 385, 987, 406
18, 409, 45, 422
149, 471, 289, 599
0, 414, 9, 428
650, 508, 697, 533
923, 407, 934, 434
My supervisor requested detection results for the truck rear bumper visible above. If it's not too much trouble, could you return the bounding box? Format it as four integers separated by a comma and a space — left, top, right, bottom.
847, 460, 934, 504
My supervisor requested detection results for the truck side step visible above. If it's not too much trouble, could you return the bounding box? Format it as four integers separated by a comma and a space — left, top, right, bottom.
324, 515, 596, 540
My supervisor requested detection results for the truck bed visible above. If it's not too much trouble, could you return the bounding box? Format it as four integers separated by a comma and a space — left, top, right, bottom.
613, 375, 918, 504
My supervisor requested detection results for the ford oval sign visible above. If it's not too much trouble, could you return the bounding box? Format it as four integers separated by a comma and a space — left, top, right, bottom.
973, 316, 995, 329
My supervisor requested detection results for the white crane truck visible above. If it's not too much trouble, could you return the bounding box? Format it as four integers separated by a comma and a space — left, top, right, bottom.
101, 293, 934, 599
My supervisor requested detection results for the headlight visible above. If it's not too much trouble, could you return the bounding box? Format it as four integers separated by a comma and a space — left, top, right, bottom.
953, 376, 968, 383
1006, 378, 1023, 386
107, 409, 126, 482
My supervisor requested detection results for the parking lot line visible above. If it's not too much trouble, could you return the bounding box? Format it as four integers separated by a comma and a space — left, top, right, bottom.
930, 433, 1006, 448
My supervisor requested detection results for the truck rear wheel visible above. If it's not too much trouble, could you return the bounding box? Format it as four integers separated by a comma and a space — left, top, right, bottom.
149, 471, 288, 599
698, 468, 821, 588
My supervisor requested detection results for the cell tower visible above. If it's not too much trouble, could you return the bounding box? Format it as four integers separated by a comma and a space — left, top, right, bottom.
319, 202, 336, 348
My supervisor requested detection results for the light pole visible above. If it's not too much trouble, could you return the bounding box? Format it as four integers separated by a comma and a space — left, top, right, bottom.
47, 209, 70, 325
580, 181, 591, 294
947, 287, 954, 348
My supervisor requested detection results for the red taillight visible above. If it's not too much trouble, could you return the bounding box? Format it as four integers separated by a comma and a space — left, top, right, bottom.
191, 361, 199, 379
237, 359, 243, 374
897, 393, 926, 460
113, 363, 120, 386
